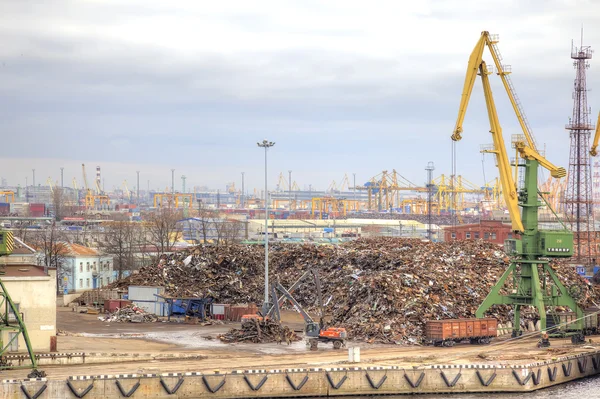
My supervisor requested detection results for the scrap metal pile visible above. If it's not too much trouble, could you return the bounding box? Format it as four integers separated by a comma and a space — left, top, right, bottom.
218, 319, 300, 344
111, 238, 599, 343
100, 304, 158, 323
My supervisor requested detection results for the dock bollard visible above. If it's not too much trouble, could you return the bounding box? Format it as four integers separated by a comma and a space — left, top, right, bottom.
348, 347, 360, 363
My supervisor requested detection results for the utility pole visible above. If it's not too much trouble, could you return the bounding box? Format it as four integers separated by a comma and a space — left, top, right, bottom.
60, 167, 64, 188
181, 175, 186, 193
288, 170, 292, 211
353, 173, 356, 212
171, 169, 175, 193
136, 171, 140, 205
257, 139, 275, 315
241, 172, 245, 208
426, 162, 435, 241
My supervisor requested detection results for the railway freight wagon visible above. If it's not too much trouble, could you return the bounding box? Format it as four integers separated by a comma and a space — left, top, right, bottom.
425, 318, 498, 346
547, 309, 599, 336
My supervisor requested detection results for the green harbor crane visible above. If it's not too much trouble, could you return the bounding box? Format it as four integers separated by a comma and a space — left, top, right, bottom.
0, 230, 44, 377
452, 32, 585, 344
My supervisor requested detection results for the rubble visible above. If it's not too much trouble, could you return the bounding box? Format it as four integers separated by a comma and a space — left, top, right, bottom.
218, 319, 300, 344
110, 238, 600, 343
100, 305, 158, 323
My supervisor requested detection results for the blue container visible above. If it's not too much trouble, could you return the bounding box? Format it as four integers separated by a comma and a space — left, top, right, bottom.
404, 206, 411, 214
594, 266, 600, 275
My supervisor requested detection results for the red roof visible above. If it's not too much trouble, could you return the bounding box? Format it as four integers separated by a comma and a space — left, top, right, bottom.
2, 264, 49, 277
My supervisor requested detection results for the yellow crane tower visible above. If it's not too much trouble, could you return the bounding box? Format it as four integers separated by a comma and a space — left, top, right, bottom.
122, 180, 132, 203
590, 112, 600, 156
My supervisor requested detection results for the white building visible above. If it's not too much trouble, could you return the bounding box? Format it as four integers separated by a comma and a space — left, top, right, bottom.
60, 243, 113, 293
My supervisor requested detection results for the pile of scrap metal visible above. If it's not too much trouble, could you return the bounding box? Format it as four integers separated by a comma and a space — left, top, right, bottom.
218, 318, 300, 344
109, 238, 599, 343
99, 304, 158, 323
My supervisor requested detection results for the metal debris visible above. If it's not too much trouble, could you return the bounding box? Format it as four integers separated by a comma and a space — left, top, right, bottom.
100, 304, 158, 323
218, 319, 300, 344
111, 238, 600, 343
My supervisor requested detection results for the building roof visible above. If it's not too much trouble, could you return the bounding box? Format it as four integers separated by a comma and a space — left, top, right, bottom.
9, 237, 37, 255
2, 264, 48, 277
60, 243, 100, 257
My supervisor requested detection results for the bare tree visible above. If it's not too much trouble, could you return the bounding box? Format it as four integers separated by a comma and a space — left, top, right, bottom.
31, 224, 67, 294
214, 219, 244, 247
100, 221, 144, 279
146, 209, 182, 256
52, 187, 66, 221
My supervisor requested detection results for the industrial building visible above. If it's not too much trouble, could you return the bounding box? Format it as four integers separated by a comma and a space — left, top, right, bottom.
2, 265, 56, 352
444, 220, 513, 245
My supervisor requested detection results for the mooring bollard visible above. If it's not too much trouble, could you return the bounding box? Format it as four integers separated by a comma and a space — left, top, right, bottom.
348, 347, 360, 363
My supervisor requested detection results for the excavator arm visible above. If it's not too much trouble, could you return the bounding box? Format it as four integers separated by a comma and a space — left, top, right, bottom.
590, 112, 600, 156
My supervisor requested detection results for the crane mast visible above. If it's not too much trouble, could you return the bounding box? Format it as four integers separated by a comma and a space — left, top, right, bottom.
452, 32, 584, 343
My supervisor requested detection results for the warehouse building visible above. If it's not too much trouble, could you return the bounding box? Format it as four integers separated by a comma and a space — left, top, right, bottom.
443, 220, 513, 244
2, 265, 56, 352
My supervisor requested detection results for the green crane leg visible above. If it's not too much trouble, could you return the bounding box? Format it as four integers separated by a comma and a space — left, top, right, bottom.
0, 280, 38, 370
530, 263, 546, 332
476, 262, 516, 318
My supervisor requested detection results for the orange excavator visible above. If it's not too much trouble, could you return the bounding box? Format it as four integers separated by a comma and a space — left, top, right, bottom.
242, 269, 346, 350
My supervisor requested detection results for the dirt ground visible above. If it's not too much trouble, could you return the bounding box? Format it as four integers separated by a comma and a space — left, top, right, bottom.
3, 307, 599, 381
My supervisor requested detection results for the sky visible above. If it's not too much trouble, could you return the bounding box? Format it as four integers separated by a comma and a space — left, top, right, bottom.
1, 0, 600, 193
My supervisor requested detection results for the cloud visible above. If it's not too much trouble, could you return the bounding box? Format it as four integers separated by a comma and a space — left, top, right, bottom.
1, 0, 599, 192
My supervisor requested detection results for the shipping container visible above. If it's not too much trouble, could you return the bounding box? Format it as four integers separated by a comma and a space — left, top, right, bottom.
425, 318, 497, 346
0, 203, 9, 216
228, 304, 258, 322
128, 286, 166, 316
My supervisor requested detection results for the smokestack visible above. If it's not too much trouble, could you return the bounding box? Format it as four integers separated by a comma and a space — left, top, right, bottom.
96, 166, 101, 193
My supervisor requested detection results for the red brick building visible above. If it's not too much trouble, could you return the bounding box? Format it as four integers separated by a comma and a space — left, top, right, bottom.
444, 220, 513, 245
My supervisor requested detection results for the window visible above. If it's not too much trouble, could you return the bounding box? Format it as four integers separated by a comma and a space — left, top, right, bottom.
79, 279, 83, 288
93, 261, 97, 271
86, 262, 90, 272
86, 278, 90, 288
474, 232, 480, 239
491, 233, 497, 240
107, 277, 110, 284
100, 277, 104, 287
466, 232, 471, 239
104, 262, 109, 271
508, 233, 512, 239
8, 303, 20, 322
79, 262, 83, 272
484, 232, 490, 240
451, 232, 456, 239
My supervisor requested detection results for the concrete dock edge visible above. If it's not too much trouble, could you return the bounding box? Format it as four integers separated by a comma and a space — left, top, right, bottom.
3, 351, 600, 398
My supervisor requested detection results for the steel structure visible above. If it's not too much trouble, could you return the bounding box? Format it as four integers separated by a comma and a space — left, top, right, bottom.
564, 36, 596, 266
453, 31, 583, 342
0, 230, 43, 376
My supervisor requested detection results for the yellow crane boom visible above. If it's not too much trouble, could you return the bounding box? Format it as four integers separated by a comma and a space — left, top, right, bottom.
590, 112, 600, 156
452, 31, 538, 152
452, 41, 566, 233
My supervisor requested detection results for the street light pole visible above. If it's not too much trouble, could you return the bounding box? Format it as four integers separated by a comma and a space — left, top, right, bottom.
241, 172, 245, 208
257, 139, 275, 315
353, 173, 356, 212
288, 170, 292, 211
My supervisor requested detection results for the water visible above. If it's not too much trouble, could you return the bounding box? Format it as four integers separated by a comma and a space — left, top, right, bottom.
304, 375, 600, 398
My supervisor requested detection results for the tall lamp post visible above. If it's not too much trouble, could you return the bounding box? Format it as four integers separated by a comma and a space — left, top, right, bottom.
257, 139, 275, 315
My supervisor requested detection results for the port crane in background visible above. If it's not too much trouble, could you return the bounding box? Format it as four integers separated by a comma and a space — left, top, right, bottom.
0, 230, 44, 377
82, 164, 109, 209
452, 31, 584, 343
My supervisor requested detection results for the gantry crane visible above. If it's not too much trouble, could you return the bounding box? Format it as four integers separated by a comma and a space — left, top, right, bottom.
452, 31, 584, 343
82, 164, 109, 209
122, 180, 131, 203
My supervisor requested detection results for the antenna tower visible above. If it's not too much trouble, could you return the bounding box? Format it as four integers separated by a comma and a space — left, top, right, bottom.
564, 30, 597, 267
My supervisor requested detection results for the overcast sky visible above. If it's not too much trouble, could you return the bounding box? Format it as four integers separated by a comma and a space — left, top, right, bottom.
1, 0, 600, 193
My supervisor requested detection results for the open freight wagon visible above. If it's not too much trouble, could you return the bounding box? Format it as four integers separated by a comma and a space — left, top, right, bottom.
425, 318, 498, 346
